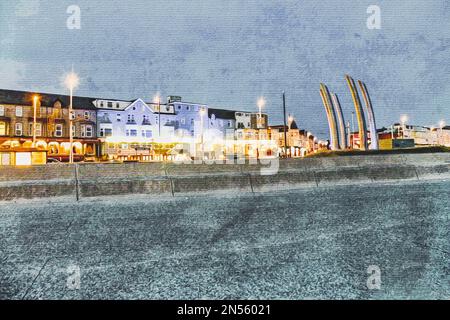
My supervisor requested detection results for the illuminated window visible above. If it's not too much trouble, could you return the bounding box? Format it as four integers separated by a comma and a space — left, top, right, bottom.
15, 123, 23, 136
16, 106, 23, 117
28, 123, 42, 136
0, 122, 6, 136
15, 152, 32, 166
55, 124, 63, 137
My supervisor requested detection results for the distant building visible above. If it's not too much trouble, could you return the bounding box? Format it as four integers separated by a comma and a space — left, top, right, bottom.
0, 89, 98, 162
269, 121, 312, 157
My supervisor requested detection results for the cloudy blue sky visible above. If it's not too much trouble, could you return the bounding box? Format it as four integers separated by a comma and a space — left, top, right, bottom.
0, 0, 449, 138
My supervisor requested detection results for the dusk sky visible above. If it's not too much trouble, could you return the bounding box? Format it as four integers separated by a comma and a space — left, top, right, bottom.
1, 0, 449, 138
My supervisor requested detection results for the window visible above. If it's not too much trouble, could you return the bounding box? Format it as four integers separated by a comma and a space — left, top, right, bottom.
130, 129, 137, 137
16, 106, 23, 117
190, 118, 194, 125
15, 122, 23, 136
72, 125, 76, 137
85, 125, 93, 137
100, 101, 104, 107
117, 114, 121, 122
0, 105, 4, 116
186, 106, 190, 111
84, 111, 90, 120
107, 102, 113, 108
116, 103, 120, 108
0, 121, 6, 135
28, 123, 42, 136
81, 125, 93, 137
55, 124, 63, 137
142, 130, 152, 138
228, 120, 232, 128
127, 114, 135, 123
180, 117, 185, 125
177, 105, 181, 110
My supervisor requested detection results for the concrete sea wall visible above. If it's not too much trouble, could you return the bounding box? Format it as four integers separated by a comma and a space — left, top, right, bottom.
0, 153, 448, 201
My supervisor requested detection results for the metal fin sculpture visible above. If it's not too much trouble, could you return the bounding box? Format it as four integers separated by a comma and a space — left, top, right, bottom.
320, 83, 340, 150
358, 80, 379, 150
330, 93, 348, 149
345, 75, 368, 150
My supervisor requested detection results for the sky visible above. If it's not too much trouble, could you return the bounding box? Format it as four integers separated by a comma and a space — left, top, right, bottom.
0, 0, 449, 138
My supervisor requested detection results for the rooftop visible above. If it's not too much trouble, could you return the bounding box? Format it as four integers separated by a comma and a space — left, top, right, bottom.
0, 89, 97, 110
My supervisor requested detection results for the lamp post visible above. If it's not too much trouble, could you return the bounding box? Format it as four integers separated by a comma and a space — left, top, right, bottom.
257, 97, 265, 128
154, 95, 161, 138
32, 95, 39, 146
288, 114, 294, 157
64, 71, 79, 164
400, 115, 408, 139
199, 107, 206, 161
282, 92, 288, 157
439, 120, 446, 145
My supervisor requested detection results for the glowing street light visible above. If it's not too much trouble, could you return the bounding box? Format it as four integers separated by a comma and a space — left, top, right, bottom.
257, 97, 265, 116
153, 94, 161, 138
64, 70, 79, 164
400, 114, 408, 139
32, 95, 39, 146
199, 107, 207, 160
439, 120, 446, 146
257, 97, 265, 129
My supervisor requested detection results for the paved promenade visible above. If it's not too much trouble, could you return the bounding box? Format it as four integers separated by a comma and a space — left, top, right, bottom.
0, 179, 448, 299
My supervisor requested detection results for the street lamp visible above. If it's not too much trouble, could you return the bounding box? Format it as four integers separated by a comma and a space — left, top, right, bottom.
64, 71, 79, 164
287, 115, 294, 157
32, 95, 39, 146
257, 97, 265, 128
199, 107, 206, 161
400, 114, 408, 139
439, 120, 446, 145
153, 94, 161, 138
